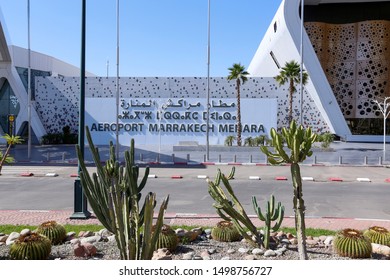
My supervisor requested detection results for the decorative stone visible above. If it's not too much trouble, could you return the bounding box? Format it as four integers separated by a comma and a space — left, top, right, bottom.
238, 248, 249, 254
0, 235, 8, 243
81, 235, 101, 244
324, 236, 334, 247
319, 235, 327, 242
306, 239, 318, 246
152, 248, 172, 260
194, 256, 203, 260
107, 235, 116, 242
306, 236, 313, 240
245, 255, 256, 260
286, 233, 294, 239
0, 233, 4, 236
182, 252, 194, 260
204, 229, 212, 235
251, 248, 264, 255
70, 238, 81, 245
78, 231, 85, 238
221, 257, 230, 260
82, 231, 94, 237
275, 248, 286, 256
289, 238, 298, 245
264, 249, 277, 257
98, 228, 111, 237
73, 241, 97, 258
372, 243, 390, 256
227, 249, 236, 254
6, 232, 20, 246
201, 251, 210, 260
20, 229, 31, 235
0, 242, 5, 246
207, 248, 216, 254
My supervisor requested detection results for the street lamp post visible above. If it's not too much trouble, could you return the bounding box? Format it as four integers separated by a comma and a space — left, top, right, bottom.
299, 0, 305, 126
374, 97, 390, 162
70, 0, 91, 219
206, 0, 211, 161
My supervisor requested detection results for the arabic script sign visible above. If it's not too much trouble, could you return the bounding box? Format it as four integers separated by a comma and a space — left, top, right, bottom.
86, 98, 277, 145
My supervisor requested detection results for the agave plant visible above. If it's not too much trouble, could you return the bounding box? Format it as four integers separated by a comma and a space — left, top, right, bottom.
9, 232, 52, 260
211, 220, 241, 242
333, 228, 372, 259
36, 221, 67, 245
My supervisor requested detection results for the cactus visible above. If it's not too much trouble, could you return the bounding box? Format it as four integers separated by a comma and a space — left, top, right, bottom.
252, 195, 284, 249
333, 228, 372, 259
207, 167, 263, 248
36, 221, 67, 245
260, 120, 317, 259
211, 221, 241, 242
363, 226, 390, 246
9, 232, 52, 260
76, 127, 169, 260
152, 224, 179, 252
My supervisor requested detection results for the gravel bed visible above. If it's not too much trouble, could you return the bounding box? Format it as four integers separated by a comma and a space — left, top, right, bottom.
1, 238, 387, 260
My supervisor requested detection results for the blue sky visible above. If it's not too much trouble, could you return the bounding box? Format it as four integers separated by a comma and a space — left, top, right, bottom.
0, 0, 281, 77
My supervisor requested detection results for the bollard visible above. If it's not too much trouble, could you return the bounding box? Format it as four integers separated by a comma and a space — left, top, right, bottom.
47, 152, 50, 161
204, 154, 206, 162
187, 154, 190, 162
379, 156, 383, 165
219, 154, 222, 163
364, 156, 368, 165
313, 155, 317, 164
172, 153, 175, 163
157, 154, 160, 163
233, 154, 237, 163
265, 156, 268, 164
250, 154, 253, 163
140, 153, 143, 161
62, 152, 66, 161
339, 156, 342, 165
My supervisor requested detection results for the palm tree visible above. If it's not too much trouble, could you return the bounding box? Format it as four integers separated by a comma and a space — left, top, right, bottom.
227, 63, 249, 146
275, 60, 308, 123
0, 134, 23, 175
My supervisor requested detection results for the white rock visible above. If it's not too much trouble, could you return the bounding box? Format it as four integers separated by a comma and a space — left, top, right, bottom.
264, 249, 277, 257
245, 255, 256, 260
20, 229, 31, 235
98, 228, 111, 237
182, 252, 194, 260
275, 248, 285, 256
221, 257, 230, 260
208, 248, 216, 254
324, 236, 334, 247
227, 249, 236, 254
81, 235, 101, 244
194, 256, 203, 260
6, 232, 20, 245
204, 229, 212, 235
238, 248, 249, 254
252, 248, 264, 255
372, 243, 390, 256
306, 239, 318, 246
0, 242, 5, 246
107, 235, 116, 242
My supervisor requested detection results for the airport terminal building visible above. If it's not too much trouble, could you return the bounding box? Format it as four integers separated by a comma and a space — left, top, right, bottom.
1, 0, 389, 145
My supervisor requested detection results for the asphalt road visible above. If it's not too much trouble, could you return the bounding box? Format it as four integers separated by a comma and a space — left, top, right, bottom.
1, 165, 390, 220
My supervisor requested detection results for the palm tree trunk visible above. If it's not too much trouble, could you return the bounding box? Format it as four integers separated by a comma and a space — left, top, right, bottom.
291, 162, 308, 260
0, 144, 12, 175
289, 78, 294, 123
236, 79, 242, 146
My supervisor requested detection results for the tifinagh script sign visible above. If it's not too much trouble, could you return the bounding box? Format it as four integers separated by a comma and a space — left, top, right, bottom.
86, 98, 277, 145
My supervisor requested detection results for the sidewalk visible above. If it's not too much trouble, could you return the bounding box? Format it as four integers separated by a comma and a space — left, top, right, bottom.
1, 210, 390, 231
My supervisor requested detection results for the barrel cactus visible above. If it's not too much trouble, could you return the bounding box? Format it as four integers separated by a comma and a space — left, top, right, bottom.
152, 224, 179, 252
9, 232, 52, 260
333, 228, 372, 259
211, 221, 241, 242
363, 226, 390, 246
36, 221, 67, 245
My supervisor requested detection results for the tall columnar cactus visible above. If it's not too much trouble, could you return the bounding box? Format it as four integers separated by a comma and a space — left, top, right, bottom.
260, 120, 317, 260
9, 232, 52, 260
207, 167, 263, 248
252, 195, 284, 249
76, 127, 169, 260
